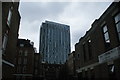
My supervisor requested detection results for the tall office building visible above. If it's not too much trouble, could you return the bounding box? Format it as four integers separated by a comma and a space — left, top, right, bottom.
39, 21, 71, 64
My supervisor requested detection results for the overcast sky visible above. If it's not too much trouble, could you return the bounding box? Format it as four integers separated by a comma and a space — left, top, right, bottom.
18, 1, 112, 53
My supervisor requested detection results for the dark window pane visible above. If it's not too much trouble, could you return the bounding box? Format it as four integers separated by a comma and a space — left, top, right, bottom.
118, 32, 120, 40
7, 8, 12, 26
115, 13, 120, 23
2, 34, 8, 50
83, 44, 86, 61
102, 25, 110, 48
104, 32, 109, 41
103, 25, 107, 33
116, 22, 120, 32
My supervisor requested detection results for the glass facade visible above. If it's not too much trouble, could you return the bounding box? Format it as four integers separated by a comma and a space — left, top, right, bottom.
39, 21, 71, 64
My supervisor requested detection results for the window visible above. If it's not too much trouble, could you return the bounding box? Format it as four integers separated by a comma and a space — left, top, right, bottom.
2, 34, 8, 51
87, 39, 93, 60
17, 66, 21, 73
7, 7, 13, 27
18, 57, 21, 64
78, 54, 80, 58
23, 58, 27, 64
24, 50, 28, 56
83, 43, 86, 61
114, 13, 120, 41
108, 64, 115, 79
103, 25, 110, 48
20, 44, 24, 47
115, 13, 120, 23
23, 66, 26, 73
19, 50, 22, 56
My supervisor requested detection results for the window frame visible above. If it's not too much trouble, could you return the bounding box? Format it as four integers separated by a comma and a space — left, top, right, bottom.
83, 43, 87, 62
24, 50, 28, 56
17, 66, 21, 73
7, 7, 13, 27
2, 34, 8, 52
103, 25, 110, 43
114, 12, 120, 41
77, 53, 80, 58
87, 39, 93, 60
23, 58, 27, 64
18, 57, 22, 64
23, 66, 27, 73
102, 25, 111, 48
20, 44, 24, 47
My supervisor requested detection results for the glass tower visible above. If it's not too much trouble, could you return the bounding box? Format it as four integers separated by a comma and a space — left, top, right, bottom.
39, 21, 71, 64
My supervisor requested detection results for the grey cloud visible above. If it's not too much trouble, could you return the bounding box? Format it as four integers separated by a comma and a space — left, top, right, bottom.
19, 2, 112, 52
19, 2, 70, 22
57, 2, 112, 51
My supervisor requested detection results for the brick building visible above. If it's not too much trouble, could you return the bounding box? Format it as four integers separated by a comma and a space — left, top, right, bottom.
14, 39, 35, 80
75, 2, 120, 80
41, 63, 62, 80
66, 51, 76, 80
33, 53, 41, 80
2, 1, 21, 79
